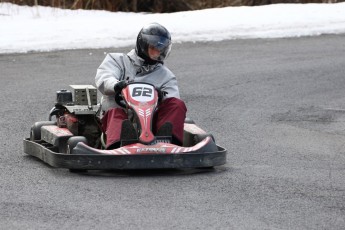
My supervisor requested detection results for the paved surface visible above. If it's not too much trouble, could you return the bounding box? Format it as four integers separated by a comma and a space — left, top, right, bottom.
1, 34, 345, 229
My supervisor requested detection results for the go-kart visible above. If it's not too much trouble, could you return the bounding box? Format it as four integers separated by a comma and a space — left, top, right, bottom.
23, 83, 227, 171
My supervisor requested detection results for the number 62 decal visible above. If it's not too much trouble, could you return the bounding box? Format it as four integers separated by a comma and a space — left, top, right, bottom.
132, 87, 153, 97
128, 84, 155, 102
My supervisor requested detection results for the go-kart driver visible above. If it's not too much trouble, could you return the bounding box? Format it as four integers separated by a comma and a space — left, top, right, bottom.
95, 23, 187, 149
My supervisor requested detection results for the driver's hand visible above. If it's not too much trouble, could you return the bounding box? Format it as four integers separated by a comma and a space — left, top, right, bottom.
114, 80, 128, 94
157, 88, 168, 102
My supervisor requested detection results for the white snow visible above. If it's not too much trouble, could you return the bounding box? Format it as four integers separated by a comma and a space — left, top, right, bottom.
1, 2, 345, 54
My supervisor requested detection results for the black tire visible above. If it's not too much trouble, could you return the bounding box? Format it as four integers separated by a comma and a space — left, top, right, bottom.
30, 121, 56, 141
69, 169, 88, 173
184, 117, 195, 124
196, 166, 215, 170
67, 136, 88, 155
194, 133, 216, 144
67, 136, 89, 173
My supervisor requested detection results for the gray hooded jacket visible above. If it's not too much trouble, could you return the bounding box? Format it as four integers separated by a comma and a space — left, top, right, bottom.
95, 49, 180, 111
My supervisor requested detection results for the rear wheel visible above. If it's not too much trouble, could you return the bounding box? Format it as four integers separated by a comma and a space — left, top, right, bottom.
30, 121, 56, 141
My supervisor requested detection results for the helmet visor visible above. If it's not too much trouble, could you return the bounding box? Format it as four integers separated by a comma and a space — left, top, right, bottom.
142, 34, 171, 61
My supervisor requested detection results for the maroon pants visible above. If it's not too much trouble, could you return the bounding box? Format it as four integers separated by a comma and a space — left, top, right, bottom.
102, 97, 187, 148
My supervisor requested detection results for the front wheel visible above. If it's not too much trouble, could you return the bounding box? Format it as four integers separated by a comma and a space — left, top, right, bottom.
67, 136, 88, 155
184, 117, 195, 124
67, 136, 88, 173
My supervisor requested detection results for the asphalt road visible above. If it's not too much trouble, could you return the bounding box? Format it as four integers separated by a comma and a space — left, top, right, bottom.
1, 34, 345, 230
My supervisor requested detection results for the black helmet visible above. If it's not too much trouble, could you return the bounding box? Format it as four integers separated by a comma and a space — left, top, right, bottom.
135, 23, 172, 64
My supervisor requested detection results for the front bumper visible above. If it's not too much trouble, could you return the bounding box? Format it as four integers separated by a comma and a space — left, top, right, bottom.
23, 138, 227, 170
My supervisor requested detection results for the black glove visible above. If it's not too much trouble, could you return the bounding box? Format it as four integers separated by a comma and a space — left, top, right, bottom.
157, 88, 168, 102
114, 80, 128, 94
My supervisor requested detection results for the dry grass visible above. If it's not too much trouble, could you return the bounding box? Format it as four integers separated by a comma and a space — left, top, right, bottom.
0, 0, 342, 12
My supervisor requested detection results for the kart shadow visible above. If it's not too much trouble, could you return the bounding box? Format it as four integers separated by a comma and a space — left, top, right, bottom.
23, 155, 229, 177
71, 167, 228, 177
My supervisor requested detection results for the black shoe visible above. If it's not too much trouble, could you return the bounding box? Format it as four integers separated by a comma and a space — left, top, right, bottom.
106, 141, 120, 150
120, 120, 138, 146
156, 122, 173, 137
